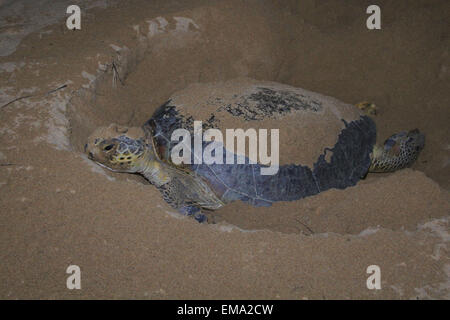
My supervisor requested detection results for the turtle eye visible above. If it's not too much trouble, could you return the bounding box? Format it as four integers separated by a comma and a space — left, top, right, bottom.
104, 144, 114, 151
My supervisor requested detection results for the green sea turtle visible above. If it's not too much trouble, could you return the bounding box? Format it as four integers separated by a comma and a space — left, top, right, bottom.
85, 78, 425, 223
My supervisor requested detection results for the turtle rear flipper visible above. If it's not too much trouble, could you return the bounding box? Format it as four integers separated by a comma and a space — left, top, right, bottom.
369, 129, 425, 173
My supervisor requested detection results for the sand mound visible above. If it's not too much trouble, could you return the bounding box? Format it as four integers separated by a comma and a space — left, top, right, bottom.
216, 169, 449, 234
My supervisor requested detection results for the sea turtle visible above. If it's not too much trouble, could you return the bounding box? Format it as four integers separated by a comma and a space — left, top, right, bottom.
85, 78, 425, 223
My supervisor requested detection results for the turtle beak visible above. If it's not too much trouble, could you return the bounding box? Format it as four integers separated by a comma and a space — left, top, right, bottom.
94, 161, 121, 172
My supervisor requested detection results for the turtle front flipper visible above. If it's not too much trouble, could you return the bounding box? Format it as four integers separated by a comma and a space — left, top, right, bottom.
155, 173, 223, 223
369, 129, 425, 173
157, 181, 206, 223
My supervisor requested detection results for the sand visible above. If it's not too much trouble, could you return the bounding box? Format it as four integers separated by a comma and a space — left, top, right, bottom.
0, 0, 449, 299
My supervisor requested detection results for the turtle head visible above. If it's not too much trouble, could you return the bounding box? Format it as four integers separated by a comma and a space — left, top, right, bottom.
85, 124, 151, 173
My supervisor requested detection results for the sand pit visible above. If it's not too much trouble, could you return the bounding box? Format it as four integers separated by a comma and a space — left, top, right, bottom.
0, 0, 449, 299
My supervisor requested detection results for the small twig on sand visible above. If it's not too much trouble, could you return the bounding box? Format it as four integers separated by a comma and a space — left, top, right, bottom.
0, 95, 34, 110
45, 84, 67, 95
0, 163, 15, 166
295, 217, 315, 235
112, 61, 124, 87
0, 84, 68, 110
